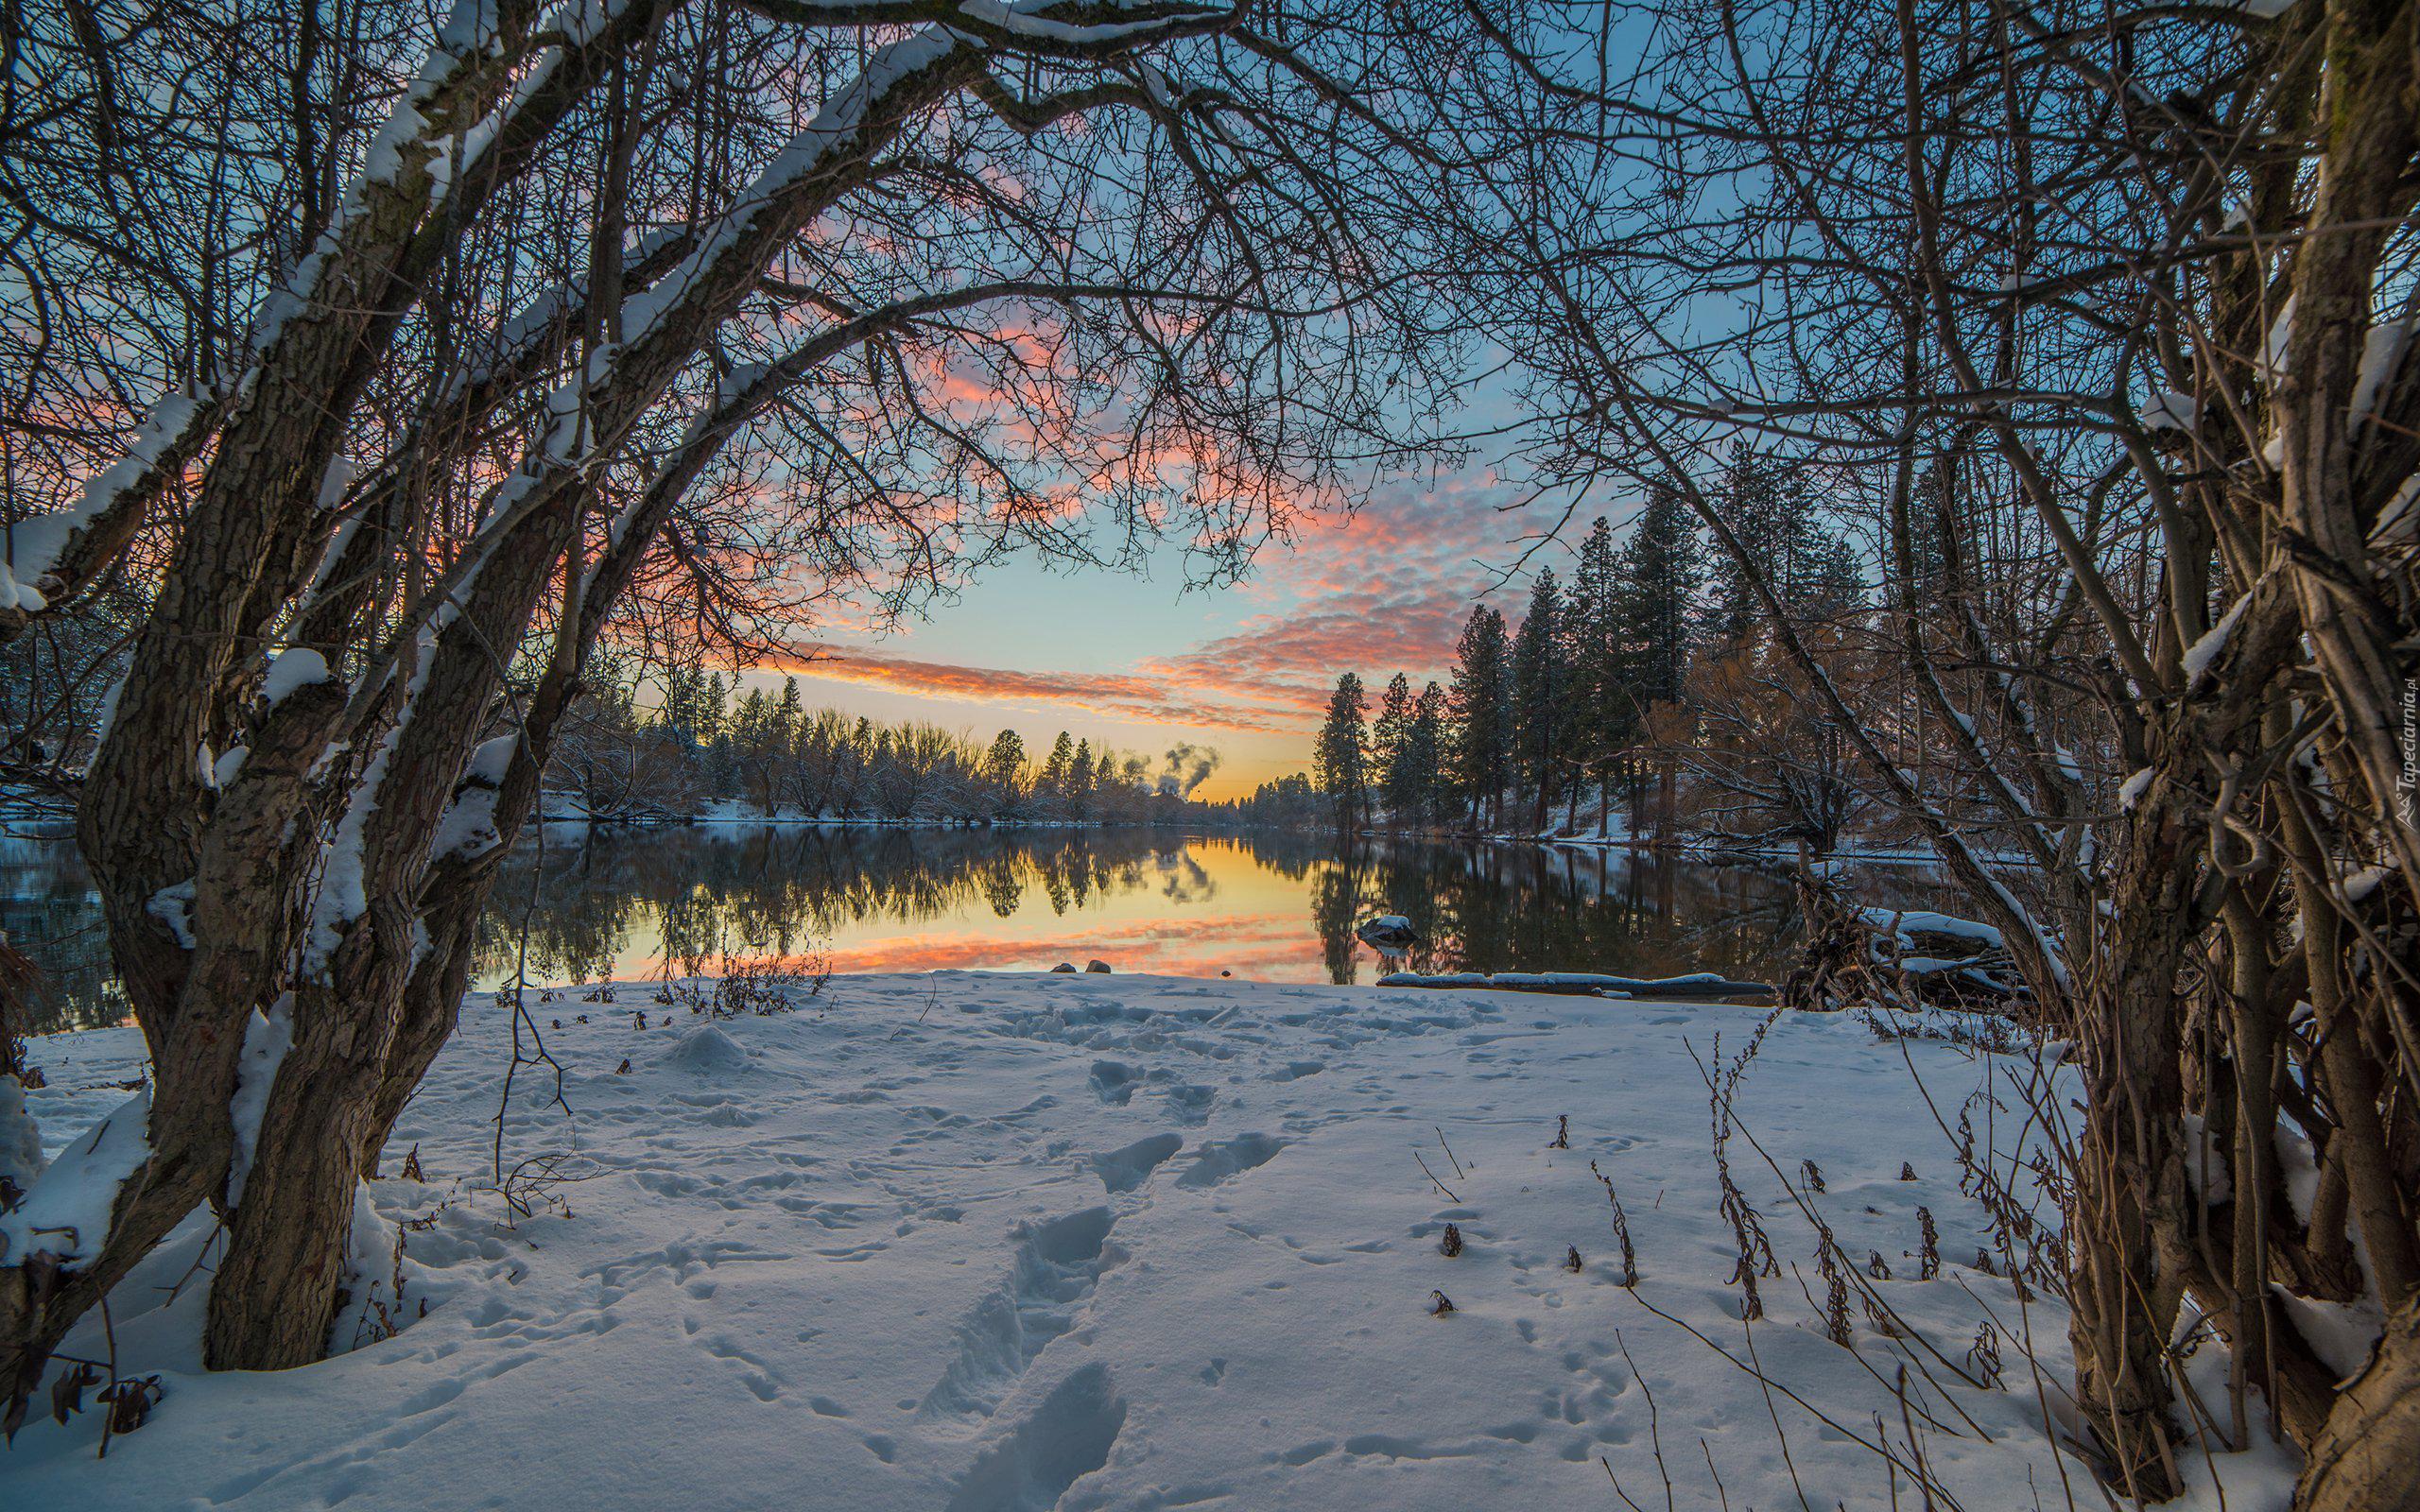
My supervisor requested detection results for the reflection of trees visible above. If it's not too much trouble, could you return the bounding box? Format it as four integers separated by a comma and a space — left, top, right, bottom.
1308, 850, 1371, 984
0, 832, 130, 1033
467, 821, 1949, 993
468, 825, 1203, 983
977, 851, 1024, 919
1295, 838, 1963, 986
9, 820, 1977, 1027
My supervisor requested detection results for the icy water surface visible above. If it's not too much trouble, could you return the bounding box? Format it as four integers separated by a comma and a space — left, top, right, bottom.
2, 823, 1961, 1034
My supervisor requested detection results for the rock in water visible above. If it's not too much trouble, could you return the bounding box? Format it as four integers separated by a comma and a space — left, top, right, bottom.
1355, 914, 1422, 953
1085, 959, 1112, 973
1050, 962, 1078, 973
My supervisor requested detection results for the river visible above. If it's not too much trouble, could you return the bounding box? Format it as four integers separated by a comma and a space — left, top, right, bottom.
0, 822, 1962, 1035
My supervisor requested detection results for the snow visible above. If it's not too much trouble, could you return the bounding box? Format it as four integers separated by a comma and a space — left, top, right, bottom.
88, 671, 128, 745
7, 393, 204, 592
2272, 1286, 2383, 1384
2259, 295, 2295, 384
0, 560, 46, 615
2377, 472, 2420, 544
1856, 908, 2006, 948
2181, 1112, 2232, 1206
2183, 590, 2251, 686
0, 1073, 41, 1211
3, 973, 2280, 1508
2118, 765, 2155, 810
0, 1084, 151, 1267
262, 647, 334, 706
2142, 388, 2198, 432
306, 631, 438, 974
468, 734, 518, 787
428, 786, 503, 861
315, 455, 356, 510
618, 27, 961, 349
226, 996, 297, 1208
2340, 864, 2392, 904
430, 733, 523, 862
146, 881, 198, 950
2350, 318, 2410, 426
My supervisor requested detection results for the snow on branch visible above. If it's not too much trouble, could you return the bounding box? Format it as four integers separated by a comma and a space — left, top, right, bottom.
1, 391, 217, 625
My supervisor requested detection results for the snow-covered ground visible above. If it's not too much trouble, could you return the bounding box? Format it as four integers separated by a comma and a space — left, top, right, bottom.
5, 973, 2286, 1510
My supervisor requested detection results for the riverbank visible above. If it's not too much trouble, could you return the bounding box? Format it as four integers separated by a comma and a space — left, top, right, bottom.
2, 973, 2280, 1510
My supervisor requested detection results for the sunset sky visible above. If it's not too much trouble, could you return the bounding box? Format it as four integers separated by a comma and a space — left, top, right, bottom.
742, 463, 1561, 801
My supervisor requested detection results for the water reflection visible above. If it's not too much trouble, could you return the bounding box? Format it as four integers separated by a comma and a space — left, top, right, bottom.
1, 826, 128, 1035
5, 823, 1960, 1035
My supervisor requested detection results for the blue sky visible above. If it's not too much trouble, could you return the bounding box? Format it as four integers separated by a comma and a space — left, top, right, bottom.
738, 459, 1561, 800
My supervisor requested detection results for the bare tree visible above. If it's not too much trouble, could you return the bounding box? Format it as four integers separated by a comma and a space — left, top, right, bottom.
1461, 0, 2419, 1504
0, 0, 1494, 1409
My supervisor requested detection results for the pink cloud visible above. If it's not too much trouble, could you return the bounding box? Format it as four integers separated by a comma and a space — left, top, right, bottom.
767, 644, 1307, 734
769, 462, 1549, 748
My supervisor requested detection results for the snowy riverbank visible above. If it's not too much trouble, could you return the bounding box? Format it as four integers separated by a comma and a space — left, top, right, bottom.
5, 974, 2284, 1510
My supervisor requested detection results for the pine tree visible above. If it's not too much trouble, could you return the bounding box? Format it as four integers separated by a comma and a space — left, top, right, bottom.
1610, 486, 1703, 836
1040, 730, 1075, 807
1312, 673, 1371, 830
1373, 673, 1415, 824
1408, 680, 1448, 828
982, 729, 1028, 808
1564, 518, 1626, 822
664, 665, 696, 740
699, 673, 727, 742
1510, 569, 1565, 832
732, 685, 771, 743
1708, 446, 1791, 642
1067, 739, 1095, 819
1447, 603, 1511, 830
1707, 444, 1862, 640
1615, 486, 1703, 711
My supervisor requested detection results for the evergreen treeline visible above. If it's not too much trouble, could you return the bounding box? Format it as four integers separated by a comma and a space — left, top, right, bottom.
1253, 449, 1868, 843
546, 663, 1215, 826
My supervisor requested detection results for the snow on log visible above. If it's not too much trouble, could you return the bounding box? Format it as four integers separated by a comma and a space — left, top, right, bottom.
1377, 971, 1772, 999
0, 1085, 152, 1267
1855, 908, 2007, 949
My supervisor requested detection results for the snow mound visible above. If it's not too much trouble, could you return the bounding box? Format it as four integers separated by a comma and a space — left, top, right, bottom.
660, 1023, 753, 1075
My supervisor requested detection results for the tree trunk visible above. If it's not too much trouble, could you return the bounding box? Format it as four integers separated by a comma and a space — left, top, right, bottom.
2066, 816, 2199, 1501
2295, 1298, 2420, 1512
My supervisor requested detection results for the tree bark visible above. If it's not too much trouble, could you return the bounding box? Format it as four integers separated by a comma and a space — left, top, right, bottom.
2296, 1298, 2420, 1512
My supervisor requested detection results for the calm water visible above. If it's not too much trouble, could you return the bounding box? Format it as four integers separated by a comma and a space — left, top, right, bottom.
2, 822, 1959, 1035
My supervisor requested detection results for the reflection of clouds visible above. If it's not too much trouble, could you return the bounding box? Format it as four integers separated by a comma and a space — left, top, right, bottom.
809, 911, 1309, 977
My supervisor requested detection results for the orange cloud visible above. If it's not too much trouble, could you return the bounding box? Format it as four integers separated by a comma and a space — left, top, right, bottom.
763, 463, 1551, 755
768, 644, 1309, 734
798, 911, 1313, 976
